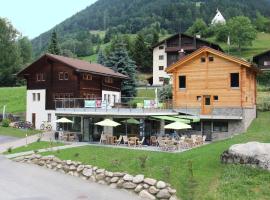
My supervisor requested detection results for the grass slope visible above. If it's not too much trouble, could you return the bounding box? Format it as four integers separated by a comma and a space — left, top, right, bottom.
208, 32, 270, 59
4, 141, 65, 154
0, 127, 40, 138
0, 87, 26, 114
43, 112, 270, 200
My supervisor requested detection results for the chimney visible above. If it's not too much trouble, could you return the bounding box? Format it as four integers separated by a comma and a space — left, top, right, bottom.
178, 49, 186, 59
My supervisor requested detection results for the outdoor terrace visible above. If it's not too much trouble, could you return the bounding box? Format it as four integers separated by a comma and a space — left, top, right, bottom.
54, 98, 178, 116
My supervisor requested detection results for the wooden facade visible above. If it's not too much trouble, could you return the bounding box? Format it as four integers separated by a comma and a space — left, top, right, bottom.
166, 47, 258, 115
18, 54, 126, 110
253, 50, 270, 71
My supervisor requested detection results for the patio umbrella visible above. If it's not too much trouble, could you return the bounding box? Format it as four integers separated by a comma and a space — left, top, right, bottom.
55, 117, 73, 123
55, 117, 73, 131
95, 119, 120, 127
121, 118, 140, 136
164, 121, 191, 130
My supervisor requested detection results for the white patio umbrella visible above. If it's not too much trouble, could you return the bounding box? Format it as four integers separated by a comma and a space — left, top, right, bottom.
55, 117, 73, 123
55, 117, 73, 131
164, 121, 191, 130
95, 119, 120, 127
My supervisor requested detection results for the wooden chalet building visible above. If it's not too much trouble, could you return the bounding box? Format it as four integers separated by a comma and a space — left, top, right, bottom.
152, 33, 223, 85
253, 50, 270, 71
17, 53, 127, 130
166, 46, 259, 140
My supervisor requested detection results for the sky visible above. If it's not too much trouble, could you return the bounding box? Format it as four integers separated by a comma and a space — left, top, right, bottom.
0, 0, 97, 39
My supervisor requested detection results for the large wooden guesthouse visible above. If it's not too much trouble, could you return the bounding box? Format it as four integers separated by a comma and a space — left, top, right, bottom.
166, 46, 259, 140
17, 54, 128, 130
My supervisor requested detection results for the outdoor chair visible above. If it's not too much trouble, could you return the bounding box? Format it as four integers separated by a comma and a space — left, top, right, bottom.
115, 135, 123, 145
158, 140, 167, 151
202, 135, 207, 144
137, 137, 145, 147
128, 137, 138, 147
122, 135, 129, 145
150, 136, 158, 146
166, 140, 177, 151
100, 133, 107, 144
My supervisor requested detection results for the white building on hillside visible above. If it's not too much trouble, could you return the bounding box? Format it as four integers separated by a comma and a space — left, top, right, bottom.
211, 9, 226, 25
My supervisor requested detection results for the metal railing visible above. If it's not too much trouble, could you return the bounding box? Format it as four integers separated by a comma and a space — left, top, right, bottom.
54, 97, 174, 113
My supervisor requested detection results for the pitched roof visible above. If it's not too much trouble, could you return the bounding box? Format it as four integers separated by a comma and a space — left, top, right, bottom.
152, 33, 223, 51
253, 49, 270, 60
18, 53, 128, 79
166, 46, 259, 73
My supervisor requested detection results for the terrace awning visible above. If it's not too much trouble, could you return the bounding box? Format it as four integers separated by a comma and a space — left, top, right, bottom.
151, 116, 190, 123
174, 115, 200, 123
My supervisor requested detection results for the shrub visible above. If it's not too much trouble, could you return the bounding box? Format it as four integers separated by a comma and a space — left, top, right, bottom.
74, 152, 80, 157
163, 166, 171, 182
2, 119, 10, 127
138, 154, 148, 169
7, 147, 12, 153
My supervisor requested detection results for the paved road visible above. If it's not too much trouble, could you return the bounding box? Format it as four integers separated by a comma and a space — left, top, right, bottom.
0, 156, 142, 200
0, 135, 18, 144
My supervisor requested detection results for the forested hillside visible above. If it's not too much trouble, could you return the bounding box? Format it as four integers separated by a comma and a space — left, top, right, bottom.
32, 0, 270, 56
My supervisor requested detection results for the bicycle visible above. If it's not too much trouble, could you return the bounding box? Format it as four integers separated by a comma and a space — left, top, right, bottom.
40, 121, 52, 131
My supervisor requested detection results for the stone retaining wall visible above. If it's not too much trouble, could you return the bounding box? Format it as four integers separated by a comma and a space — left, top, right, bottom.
12, 154, 179, 200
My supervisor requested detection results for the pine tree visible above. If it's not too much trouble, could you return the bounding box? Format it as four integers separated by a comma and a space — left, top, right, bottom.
151, 31, 159, 47
105, 41, 137, 99
132, 33, 152, 73
47, 30, 61, 55
97, 49, 106, 65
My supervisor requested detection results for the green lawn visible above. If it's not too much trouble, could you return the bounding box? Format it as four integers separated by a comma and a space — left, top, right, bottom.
43, 112, 270, 200
4, 141, 65, 154
0, 127, 40, 138
0, 87, 26, 114
208, 32, 270, 59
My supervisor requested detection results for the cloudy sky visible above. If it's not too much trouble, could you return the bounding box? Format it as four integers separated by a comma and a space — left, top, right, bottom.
0, 0, 97, 39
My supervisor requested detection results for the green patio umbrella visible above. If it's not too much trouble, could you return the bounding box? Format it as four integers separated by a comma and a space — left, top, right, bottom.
121, 118, 140, 136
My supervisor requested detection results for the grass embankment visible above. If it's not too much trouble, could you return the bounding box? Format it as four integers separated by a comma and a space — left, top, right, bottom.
0, 87, 26, 114
43, 112, 270, 200
0, 127, 40, 138
4, 141, 65, 155
208, 32, 270, 59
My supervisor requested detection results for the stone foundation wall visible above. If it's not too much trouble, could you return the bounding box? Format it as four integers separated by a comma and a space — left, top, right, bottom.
13, 154, 179, 200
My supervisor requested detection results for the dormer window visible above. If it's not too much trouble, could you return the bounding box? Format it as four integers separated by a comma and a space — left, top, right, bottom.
36, 73, 45, 81
83, 73, 92, 80
105, 77, 113, 83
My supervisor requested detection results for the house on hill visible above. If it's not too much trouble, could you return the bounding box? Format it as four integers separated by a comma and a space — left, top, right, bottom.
17, 53, 128, 130
166, 46, 259, 140
17, 54, 180, 142
152, 33, 223, 86
253, 50, 270, 71
211, 9, 226, 25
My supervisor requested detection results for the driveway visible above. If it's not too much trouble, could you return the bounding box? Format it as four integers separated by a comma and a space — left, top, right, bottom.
0, 135, 18, 144
0, 156, 142, 200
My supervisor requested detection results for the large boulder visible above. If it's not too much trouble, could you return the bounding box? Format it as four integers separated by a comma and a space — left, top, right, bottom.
221, 142, 270, 170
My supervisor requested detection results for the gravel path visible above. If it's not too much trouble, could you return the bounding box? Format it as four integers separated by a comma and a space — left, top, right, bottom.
0, 156, 141, 200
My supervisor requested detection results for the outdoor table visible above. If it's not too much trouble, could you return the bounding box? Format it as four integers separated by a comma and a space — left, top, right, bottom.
106, 136, 116, 145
